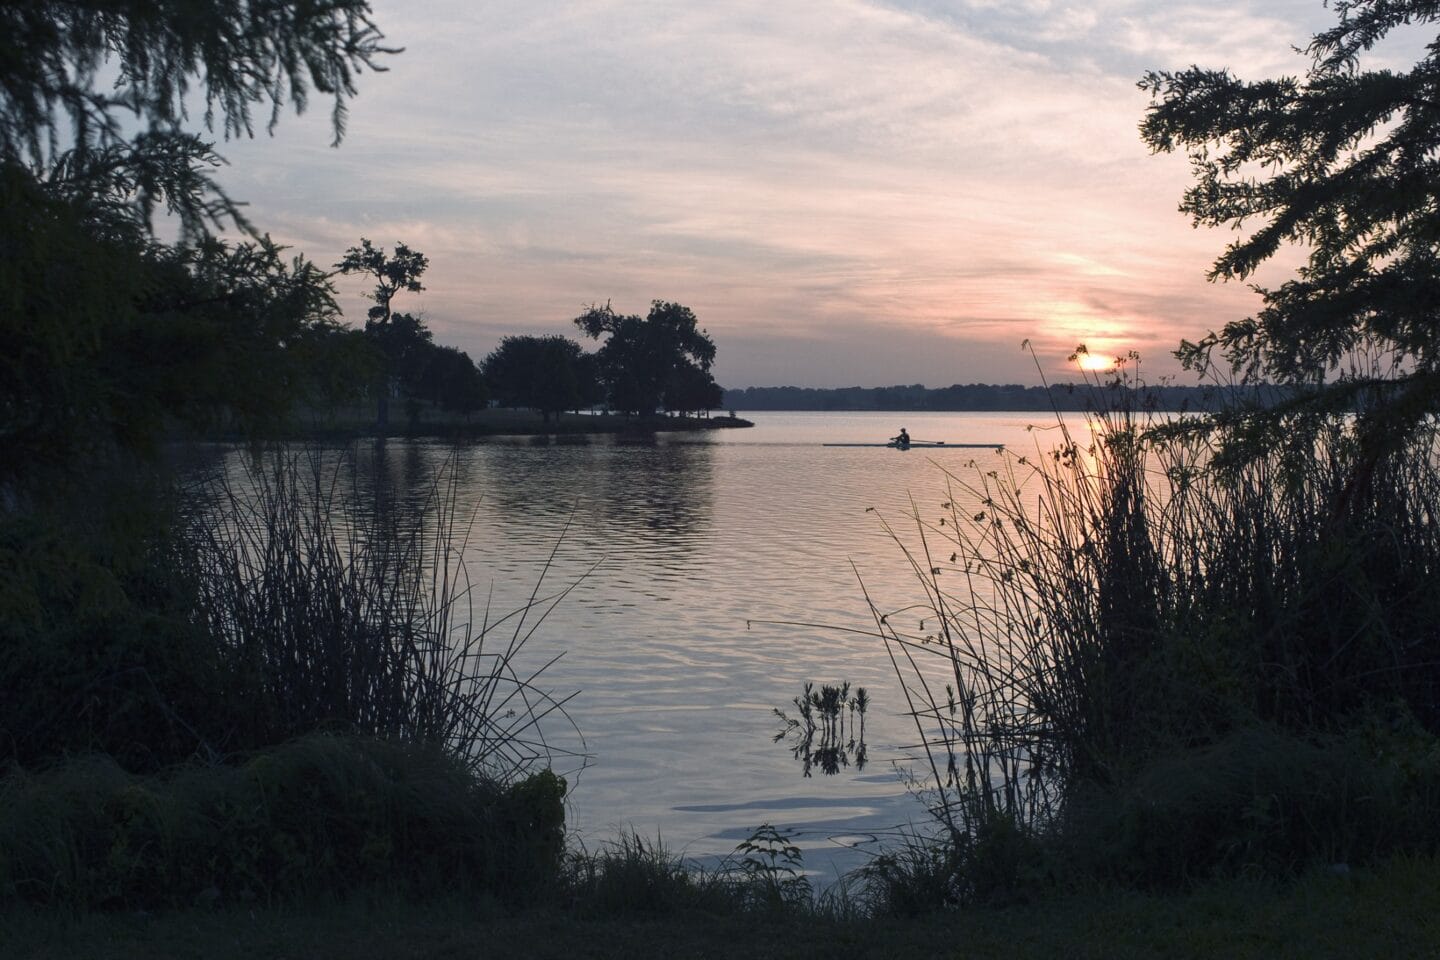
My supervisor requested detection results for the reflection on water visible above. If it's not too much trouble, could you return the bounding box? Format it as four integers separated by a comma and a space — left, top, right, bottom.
197, 411, 1076, 879
773, 682, 869, 777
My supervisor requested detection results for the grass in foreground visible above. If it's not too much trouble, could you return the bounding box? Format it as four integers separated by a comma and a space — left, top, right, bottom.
5, 854, 1439, 960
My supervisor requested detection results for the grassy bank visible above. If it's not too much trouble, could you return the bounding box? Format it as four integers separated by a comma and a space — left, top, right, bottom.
7, 854, 1439, 959
224, 405, 753, 441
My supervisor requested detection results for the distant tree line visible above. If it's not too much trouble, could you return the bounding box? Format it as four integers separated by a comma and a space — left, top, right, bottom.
723, 382, 1278, 413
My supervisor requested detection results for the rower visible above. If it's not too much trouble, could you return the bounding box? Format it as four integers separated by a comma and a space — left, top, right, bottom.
893, 427, 911, 447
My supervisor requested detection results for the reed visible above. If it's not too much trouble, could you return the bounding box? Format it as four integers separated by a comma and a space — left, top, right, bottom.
865, 374, 1440, 891
179, 447, 585, 780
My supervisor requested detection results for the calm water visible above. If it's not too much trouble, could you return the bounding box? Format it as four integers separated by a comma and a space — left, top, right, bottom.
212, 411, 1095, 878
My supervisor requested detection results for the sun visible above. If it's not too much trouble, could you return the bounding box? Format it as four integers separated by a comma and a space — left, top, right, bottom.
1076, 352, 1115, 372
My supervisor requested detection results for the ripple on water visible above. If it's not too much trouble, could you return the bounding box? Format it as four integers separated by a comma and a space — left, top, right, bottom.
203, 412, 1073, 877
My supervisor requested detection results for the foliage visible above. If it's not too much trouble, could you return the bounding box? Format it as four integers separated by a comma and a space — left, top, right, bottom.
562, 825, 823, 919
664, 361, 725, 417
1141, 0, 1440, 451
335, 239, 429, 329
856, 817, 1050, 916
563, 833, 728, 917
0, 451, 583, 780
728, 823, 812, 912
0, 735, 566, 909
574, 300, 718, 416
481, 335, 600, 422
0, 483, 234, 771
773, 681, 869, 776
335, 239, 432, 428
0, 167, 349, 487
1, 0, 393, 236
1063, 719, 1440, 888
2, 2, 394, 488
417, 344, 489, 415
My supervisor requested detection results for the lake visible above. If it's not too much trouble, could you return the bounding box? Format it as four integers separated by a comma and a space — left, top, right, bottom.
208, 410, 1098, 880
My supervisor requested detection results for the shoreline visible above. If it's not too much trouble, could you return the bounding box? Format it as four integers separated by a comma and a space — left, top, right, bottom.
198, 410, 755, 443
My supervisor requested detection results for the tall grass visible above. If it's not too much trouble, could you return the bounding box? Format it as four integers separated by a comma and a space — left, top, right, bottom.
865, 377, 1440, 892
180, 447, 586, 780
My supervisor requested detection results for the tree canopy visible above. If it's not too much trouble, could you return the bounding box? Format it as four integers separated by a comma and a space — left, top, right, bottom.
418, 345, 488, 415
574, 301, 719, 416
2, 2, 396, 489
482, 335, 600, 423
1, 0, 393, 235
1141, 0, 1440, 450
335, 238, 431, 427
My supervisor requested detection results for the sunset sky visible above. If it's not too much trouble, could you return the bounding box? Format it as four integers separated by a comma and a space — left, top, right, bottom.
213, 0, 1350, 388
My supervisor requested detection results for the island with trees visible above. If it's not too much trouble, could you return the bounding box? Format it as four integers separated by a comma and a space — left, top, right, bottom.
270, 238, 747, 437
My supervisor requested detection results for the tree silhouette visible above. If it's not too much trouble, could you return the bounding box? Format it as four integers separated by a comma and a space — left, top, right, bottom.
336, 239, 430, 429
418, 346, 488, 415
2, 1, 394, 237
664, 363, 724, 418
2, 1, 395, 488
1142, 0, 1440, 464
573, 301, 717, 417
482, 335, 598, 423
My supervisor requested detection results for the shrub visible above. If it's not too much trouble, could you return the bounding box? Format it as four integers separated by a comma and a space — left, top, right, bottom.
0, 735, 567, 909
0, 491, 233, 771
1, 448, 581, 781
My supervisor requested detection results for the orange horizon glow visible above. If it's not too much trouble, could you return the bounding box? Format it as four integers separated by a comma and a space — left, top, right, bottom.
1076, 352, 1117, 372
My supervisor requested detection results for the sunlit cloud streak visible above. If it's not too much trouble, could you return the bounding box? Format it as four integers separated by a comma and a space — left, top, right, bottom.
216, 0, 1346, 386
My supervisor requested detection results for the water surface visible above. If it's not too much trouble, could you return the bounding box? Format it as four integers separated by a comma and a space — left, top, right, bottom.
215, 411, 1089, 877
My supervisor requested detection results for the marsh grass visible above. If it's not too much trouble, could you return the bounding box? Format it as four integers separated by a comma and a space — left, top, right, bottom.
180, 447, 586, 779
859, 371, 1440, 895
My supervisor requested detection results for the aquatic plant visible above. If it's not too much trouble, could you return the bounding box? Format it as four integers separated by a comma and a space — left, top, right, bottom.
773, 681, 869, 776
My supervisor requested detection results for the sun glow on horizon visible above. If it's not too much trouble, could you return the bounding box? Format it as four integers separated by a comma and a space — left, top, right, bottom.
1076, 351, 1118, 372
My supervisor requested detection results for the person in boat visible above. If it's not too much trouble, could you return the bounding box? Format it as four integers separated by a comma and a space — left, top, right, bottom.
893, 427, 911, 447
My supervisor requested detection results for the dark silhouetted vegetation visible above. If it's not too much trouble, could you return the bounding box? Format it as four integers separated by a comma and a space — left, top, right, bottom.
773, 681, 869, 777
1141, 0, 1440, 465
482, 334, 602, 423
574, 300, 722, 417
335, 239, 433, 429
0, 0, 582, 919
417, 344, 490, 415
12, 0, 1440, 943
864, 387, 1440, 903
0, 736, 567, 909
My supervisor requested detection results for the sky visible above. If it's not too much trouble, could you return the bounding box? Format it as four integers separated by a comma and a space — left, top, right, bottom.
212, 0, 1350, 388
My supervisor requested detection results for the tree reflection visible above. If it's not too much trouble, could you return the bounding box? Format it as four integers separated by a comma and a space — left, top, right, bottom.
481, 436, 715, 553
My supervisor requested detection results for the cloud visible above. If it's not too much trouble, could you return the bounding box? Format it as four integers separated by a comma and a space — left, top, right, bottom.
211, 0, 1345, 386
